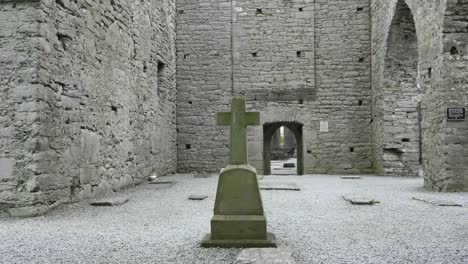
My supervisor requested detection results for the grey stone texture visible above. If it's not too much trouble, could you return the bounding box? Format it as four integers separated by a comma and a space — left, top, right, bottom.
1, 0, 177, 211
2, 0, 468, 213
371, 0, 468, 191
176, 0, 373, 175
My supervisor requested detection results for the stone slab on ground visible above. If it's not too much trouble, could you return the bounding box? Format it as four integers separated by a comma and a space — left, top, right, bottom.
259, 182, 300, 191
147, 180, 177, 185
412, 197, 462, 207
236, 248, 296, 264
8, 205, 50, 217
188, 195, 208, 200
194, 174, 212, 178
340, 176, 362, 179
342, 195, 379, 205
90, 196, 129, 206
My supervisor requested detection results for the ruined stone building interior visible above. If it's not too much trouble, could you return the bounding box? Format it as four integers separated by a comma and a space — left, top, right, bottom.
1, 0, 467, 263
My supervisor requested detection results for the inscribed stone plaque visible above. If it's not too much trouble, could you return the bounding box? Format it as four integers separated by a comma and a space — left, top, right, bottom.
0, 158, 15, 179
447, 107, 465, 121
320, 121, 329, 132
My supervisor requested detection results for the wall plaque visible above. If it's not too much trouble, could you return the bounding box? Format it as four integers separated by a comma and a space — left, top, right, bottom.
447, 107, 465, 121
320, 121, 329, 132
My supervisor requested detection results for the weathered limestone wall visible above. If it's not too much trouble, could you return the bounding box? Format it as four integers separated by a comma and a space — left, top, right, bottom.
0, 0, 177, 212
381, 0, 421, 176
177, 0, 373, 174
441, 0, 468, 191
372, 0, 467, 191
0, 0, 45, 210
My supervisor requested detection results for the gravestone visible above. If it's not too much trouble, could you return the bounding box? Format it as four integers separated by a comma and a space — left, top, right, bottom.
201, 97, 276, 248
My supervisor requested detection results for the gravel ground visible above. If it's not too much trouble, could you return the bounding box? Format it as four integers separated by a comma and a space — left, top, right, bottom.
1, 175, 467, 264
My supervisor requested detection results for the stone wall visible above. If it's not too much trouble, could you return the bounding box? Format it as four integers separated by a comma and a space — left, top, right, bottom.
0, 0, 177, 212
381, 0, 421, 176
0, 0, 45, 210
372, 0, 467, 191
176, 0, 373, 175
441, 0, 468, 191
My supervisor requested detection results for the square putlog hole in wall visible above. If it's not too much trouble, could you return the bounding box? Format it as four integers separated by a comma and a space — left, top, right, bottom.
251, 52, 258, 58
297, 51, 304, 58
186, 144, 191, 149
256, 8, 263, 15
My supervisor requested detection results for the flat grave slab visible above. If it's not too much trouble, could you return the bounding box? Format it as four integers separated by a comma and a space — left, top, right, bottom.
342, 195, 379, 205
147, 180, 177, 185
194, 174, 212, 178
8, 205, 50, 218
236, 248, 296, 264
412, 197, 462, 207
283, 163, 296, 168
188, 194, 208, 200
340, 176, 362, 179
259, 182, 300, 191
90, 196, 129, 206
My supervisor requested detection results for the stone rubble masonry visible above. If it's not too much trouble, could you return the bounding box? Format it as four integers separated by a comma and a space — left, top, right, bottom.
176, 0, 373, 175
0, 0, 177, 212
371, 0, 468, 191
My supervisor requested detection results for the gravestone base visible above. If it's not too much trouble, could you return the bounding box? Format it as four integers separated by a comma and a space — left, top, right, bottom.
201, 164, 276, 248
201, 232, 276, 248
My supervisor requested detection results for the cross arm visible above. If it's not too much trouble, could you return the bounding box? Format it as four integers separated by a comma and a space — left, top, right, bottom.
245, 112, 260, 126
217, 112, 231, 126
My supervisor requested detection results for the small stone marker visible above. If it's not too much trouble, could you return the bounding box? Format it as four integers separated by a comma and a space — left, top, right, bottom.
90, 196, 129, 206
236, 248, 296, 264
188, 195, 208, 200
342, 195, 379, 205
201, 97, 276, 248
412, 197, 462, 207
340, 176, 362, 179
260, 182, 300, 191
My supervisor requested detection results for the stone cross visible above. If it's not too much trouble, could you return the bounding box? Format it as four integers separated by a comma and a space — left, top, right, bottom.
217, 97, 259, 165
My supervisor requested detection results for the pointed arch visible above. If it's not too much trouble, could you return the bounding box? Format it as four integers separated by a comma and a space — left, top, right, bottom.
381, 0, 421, 176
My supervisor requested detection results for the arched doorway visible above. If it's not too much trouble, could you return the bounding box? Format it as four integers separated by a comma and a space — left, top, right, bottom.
381, 0, 420, 176
263, 122, 303, 175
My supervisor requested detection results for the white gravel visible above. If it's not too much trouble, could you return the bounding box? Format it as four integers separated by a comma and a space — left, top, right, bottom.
1, 175, 467, 264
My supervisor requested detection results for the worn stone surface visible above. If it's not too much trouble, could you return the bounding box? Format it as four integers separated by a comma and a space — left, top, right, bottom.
0, 0, 177, 211
371, 0, 468, 191
412, 197, 462, 207
342, 195, 380, 205
188, 195, 208, 201
340, 176, 362, 179
259, 182, 301, 191
176, 0, 373, 175
202, 97, 275, 248
236, 248, 297, 264
8, 205, 50, 218
90, 196, 129, 207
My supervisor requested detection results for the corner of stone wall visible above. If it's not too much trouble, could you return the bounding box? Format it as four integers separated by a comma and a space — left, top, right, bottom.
0, 0, 55, 214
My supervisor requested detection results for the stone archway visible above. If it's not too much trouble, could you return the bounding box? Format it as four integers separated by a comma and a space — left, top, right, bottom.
381, 0, 421, 176
263, 122, 303, 175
